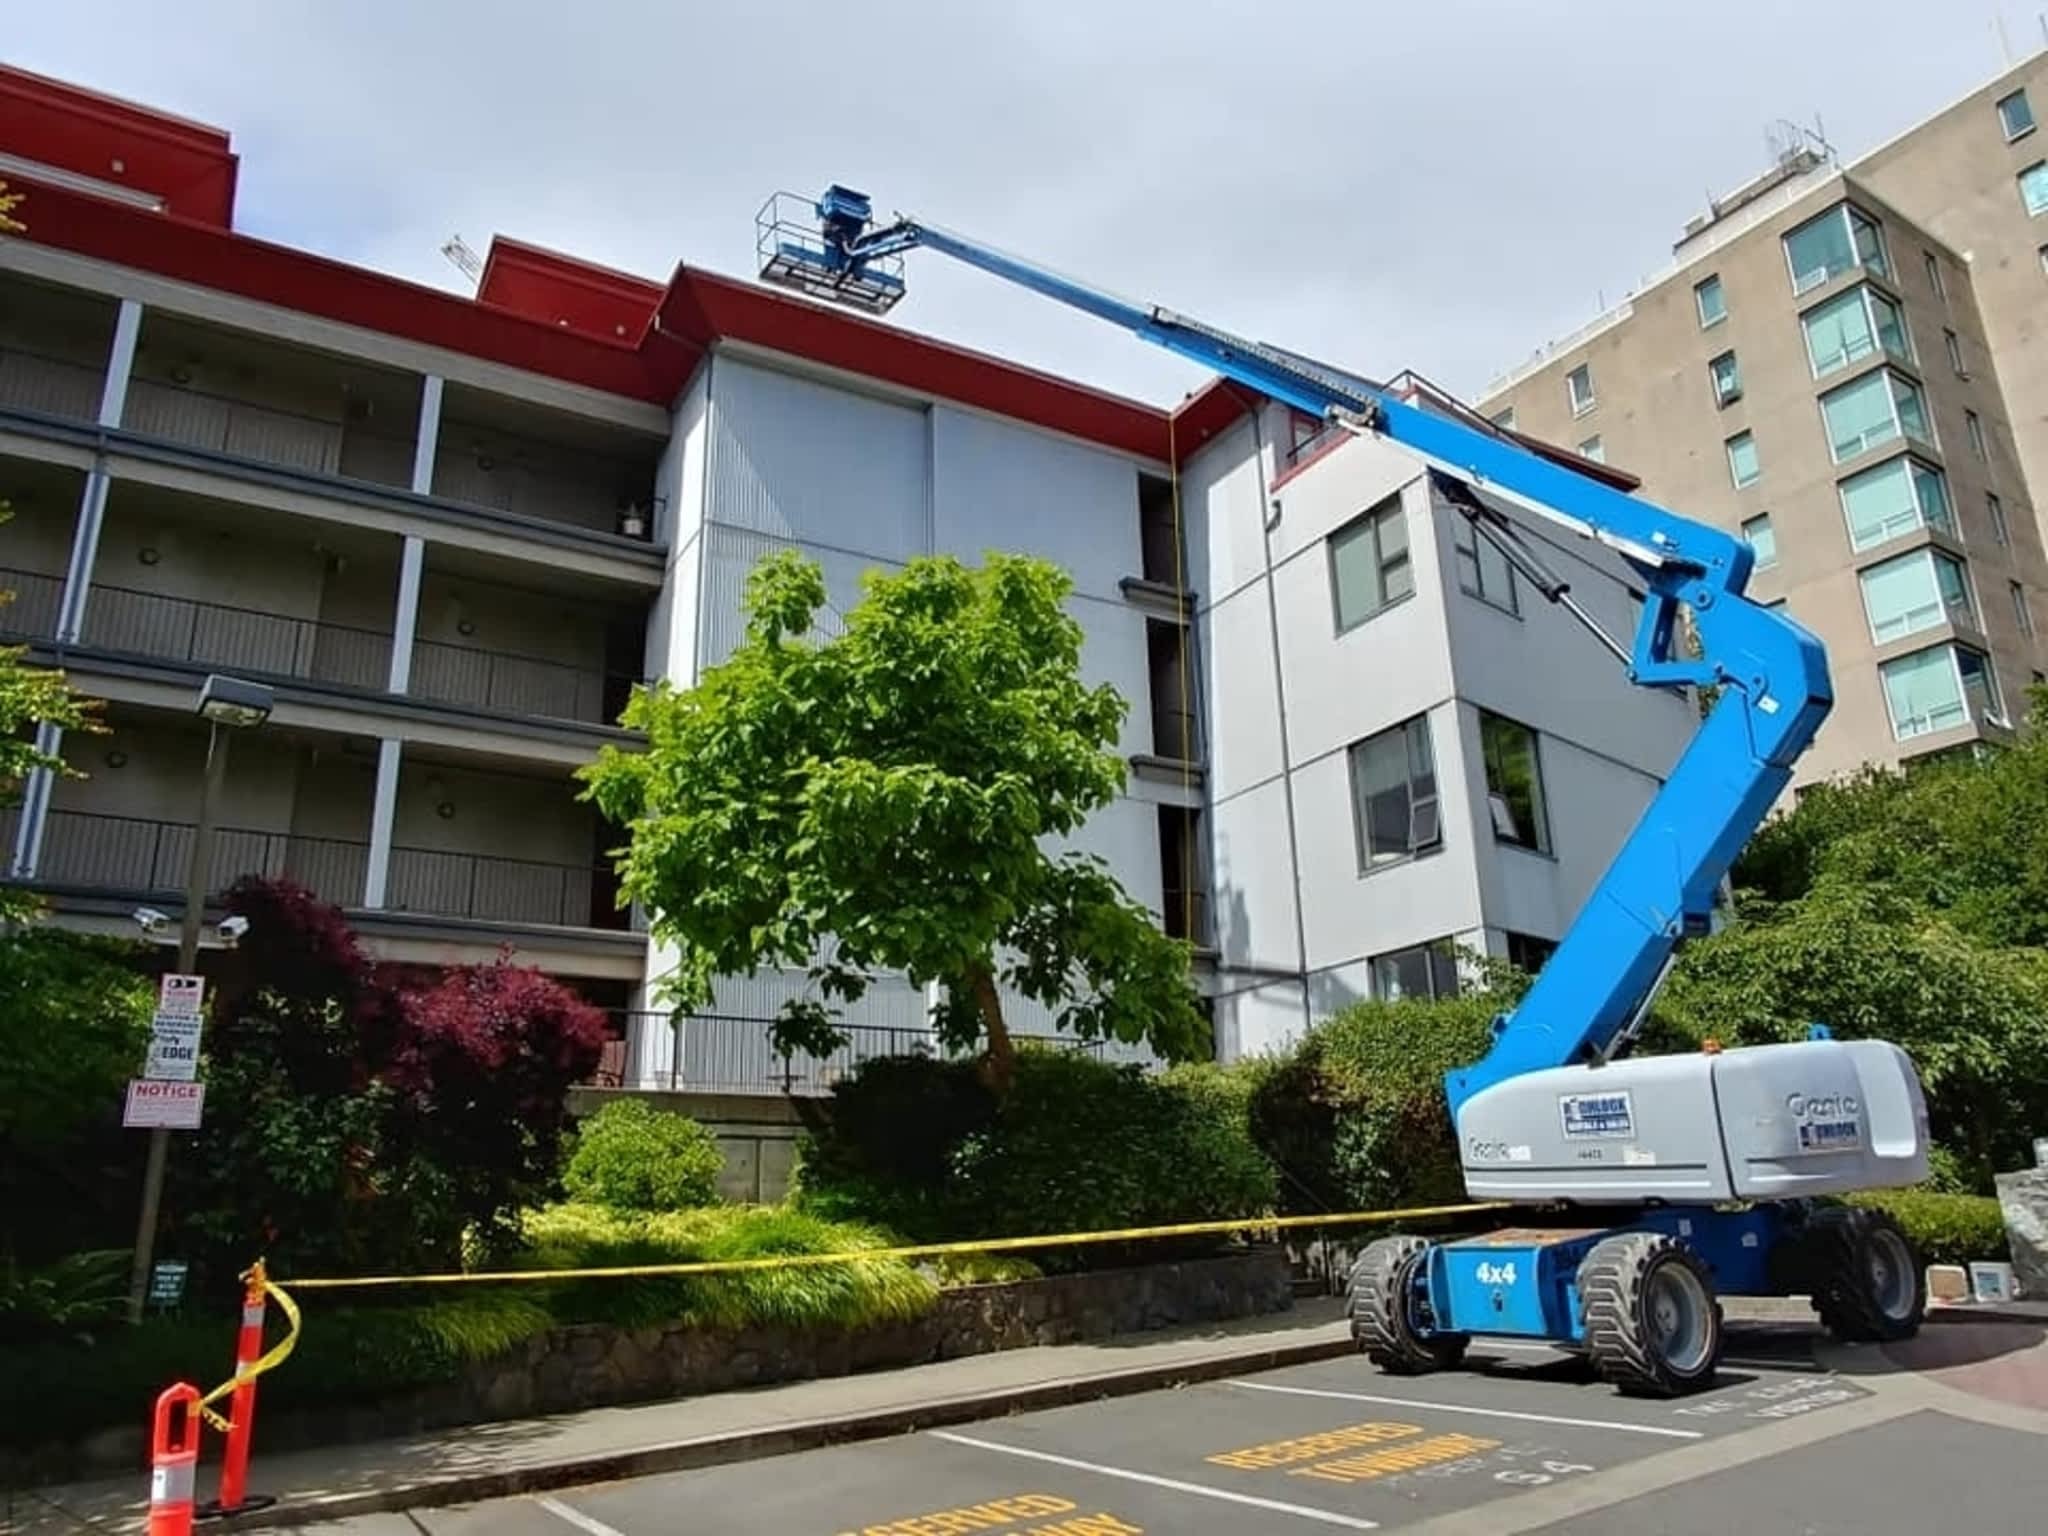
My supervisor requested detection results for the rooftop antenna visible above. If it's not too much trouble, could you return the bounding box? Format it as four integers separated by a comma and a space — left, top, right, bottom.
440, 234, 483, 288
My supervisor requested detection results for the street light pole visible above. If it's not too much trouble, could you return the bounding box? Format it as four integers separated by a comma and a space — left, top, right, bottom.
126, 674, 271, 1325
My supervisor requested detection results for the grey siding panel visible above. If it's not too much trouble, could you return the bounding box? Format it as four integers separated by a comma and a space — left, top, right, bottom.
709, 359, 929, 562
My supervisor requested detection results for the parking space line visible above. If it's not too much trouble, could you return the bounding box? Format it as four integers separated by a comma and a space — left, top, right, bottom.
1223, 1380, 1705, 1439
533, 1495, 628, 1536
928, 1430, 1382, 1529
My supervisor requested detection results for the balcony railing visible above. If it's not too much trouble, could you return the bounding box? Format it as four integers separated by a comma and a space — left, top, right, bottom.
0, 345, 104, 422
123, 378, 347, 478
17, 809, 367, 907
588, 1012, 1108, 1097
12, 809, 626, 930
0, 569, 63, 641
0, 569, 633, 726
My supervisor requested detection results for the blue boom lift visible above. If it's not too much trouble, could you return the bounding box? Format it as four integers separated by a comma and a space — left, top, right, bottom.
756, 187, 1935, 1395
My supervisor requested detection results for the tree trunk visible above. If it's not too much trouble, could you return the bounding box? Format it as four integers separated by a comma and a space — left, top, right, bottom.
968, 962, 1015, 1094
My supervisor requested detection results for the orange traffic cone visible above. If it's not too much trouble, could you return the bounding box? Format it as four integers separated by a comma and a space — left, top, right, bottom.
148, 1383, 202, 1536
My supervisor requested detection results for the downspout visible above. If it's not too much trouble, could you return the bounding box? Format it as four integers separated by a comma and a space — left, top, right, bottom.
1239, 391, 1314, 1036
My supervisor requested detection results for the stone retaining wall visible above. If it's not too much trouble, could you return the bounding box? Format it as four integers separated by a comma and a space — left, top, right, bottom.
247, 1248, 1294, 1459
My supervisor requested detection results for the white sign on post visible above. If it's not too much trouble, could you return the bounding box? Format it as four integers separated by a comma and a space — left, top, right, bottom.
143, 973, 206, 1083
124, 1079, 205, 1129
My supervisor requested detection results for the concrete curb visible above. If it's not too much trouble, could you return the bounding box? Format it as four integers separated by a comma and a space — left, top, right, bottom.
218, 1330, 1362, 1529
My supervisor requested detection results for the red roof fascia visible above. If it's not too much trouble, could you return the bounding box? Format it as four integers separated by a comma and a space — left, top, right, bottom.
1169, 377, 1254, 461
477, 236, 666, 344
12, 174, 678, 403
0, 64, 237, 227
672, 268, 1173, 461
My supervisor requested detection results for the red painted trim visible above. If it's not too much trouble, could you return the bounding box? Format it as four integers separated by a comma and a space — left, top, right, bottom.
477, 236, 666, 344
14, 175, 680, 401
0, 64, 237, 227
1169, 378, 1252, 461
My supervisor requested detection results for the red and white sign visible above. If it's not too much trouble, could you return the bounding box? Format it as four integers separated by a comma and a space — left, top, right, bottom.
124, 1079, 205, 1130
156, 973, 205, 1021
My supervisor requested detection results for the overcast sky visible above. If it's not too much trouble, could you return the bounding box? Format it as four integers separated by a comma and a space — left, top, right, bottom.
9, 2, 2043, 407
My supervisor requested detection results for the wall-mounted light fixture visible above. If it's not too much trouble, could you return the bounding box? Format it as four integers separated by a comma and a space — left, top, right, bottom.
138, 547, 161, 566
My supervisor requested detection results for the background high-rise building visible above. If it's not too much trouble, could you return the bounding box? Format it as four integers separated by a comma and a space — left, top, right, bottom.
1481, 52, 2048, 787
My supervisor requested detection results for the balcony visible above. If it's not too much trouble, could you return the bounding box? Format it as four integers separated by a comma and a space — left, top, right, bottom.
12, 807, 620, 929
589, 1012, 1106, 1097
0, 273, 120, 425
122, 310, 420, 488
433, 382, 661, 541
0, 561, 642, 730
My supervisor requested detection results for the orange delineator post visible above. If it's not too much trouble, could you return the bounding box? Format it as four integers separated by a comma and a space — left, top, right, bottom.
212, 1262, 266, 1514
149, 1383, 202, 1536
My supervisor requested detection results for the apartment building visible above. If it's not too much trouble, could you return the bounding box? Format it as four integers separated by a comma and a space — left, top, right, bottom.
1174, 387, 1691, 1055
0, 64, 1692, 1076
1480, 55, 2048, 787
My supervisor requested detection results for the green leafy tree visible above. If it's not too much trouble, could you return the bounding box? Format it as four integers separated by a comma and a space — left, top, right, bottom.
582, 550, 1207, 1084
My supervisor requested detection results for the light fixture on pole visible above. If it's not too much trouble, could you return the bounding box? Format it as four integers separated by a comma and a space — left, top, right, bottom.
125, 673, 274, 1324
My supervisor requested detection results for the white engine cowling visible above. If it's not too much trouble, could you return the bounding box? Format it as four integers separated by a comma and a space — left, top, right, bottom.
1455, 1038, 1929, 1205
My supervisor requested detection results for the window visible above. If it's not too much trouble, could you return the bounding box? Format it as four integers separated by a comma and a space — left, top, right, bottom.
1348, 715, 1440, 870
1988, 491, 2010, 546
1881, 644, 2001, 739
1838, 458, 1951, 550
1742, 513, 1778, 569
1480, 710, 1550, 854
2041, 243, 2048, 275
1820, 369, 1932, 462
2012, 581, 2035, 638
2021, 162, 2048, 217
1709, 350, 1742, 406
1578, 435, 1606, 463
1489, 405, 1517, 431
1860, 549, 1975, 643
1694, 274, 1727, 327
1800, 285, 1910, 377
1726, 430, 1761, 488
1329, 497, 1412, 630
1506, 932, 1557, 974
1924, 249, 1947, 300
1783, 203, 1888, 293
2000, 89, 2037, 142
1965, 409, 1987, 461
1566, 363, 1595, 416
1453, 519, 1519, 614
1372, 941, 1460, 1002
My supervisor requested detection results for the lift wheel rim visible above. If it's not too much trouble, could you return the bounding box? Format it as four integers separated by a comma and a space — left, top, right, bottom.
1865, 1225, 1917, 1323
1645, 1262, 1714, 1376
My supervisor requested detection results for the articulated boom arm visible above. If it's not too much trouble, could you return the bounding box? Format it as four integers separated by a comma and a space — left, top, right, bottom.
777, 187, 1833, 1113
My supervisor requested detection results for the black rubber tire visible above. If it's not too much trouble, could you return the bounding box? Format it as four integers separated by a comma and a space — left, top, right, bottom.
1346, 1234, 1469, 1375
1578, 1231, 1724, 1398
1808, 1206, 1926, 1343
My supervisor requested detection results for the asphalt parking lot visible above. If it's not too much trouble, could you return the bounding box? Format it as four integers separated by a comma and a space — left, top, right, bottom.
302, 1328, 2048, 1536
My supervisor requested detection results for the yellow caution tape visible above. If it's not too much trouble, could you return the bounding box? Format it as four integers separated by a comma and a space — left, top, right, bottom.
195, 1265, 303, 1432
279, 1201, 1505, 1292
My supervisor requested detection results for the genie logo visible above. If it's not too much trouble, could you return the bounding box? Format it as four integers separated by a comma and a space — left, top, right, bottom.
1787, 1091, 1862, 1152
1786, 1092, 1859, 1119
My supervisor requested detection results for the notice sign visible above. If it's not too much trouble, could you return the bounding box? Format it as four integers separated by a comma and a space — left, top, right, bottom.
124, 1078, 205, 1129
144, 973, 206, 1082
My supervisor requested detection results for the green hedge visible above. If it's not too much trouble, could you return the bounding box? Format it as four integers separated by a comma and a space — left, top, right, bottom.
2, 1203, 931, 1454
562, 1098, 726, 1211
1847, 1190, 2010, 1268
794, 1050, 1276, 1244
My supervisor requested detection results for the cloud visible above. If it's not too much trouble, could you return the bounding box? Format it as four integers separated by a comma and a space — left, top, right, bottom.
7, 0, 2029, 402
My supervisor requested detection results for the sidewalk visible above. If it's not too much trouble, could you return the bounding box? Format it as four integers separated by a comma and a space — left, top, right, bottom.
9, 1300, 1359, 1536
12, 1295, 2034, 1536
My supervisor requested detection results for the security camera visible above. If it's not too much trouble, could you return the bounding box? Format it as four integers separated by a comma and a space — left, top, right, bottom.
216, 914, 250, 945
132, 907, 170, 934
